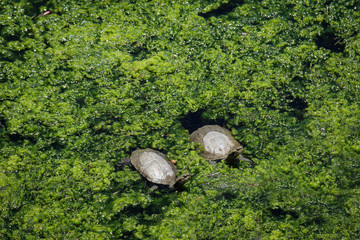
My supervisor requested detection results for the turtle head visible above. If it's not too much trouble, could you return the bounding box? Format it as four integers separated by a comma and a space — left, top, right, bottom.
116, 157, 133, 170
238, 154, 256, 167
173, 173, 191, 190
235, 145, 243, 153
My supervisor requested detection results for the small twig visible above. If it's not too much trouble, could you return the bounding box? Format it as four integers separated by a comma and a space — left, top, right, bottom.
32, 10, 51, 19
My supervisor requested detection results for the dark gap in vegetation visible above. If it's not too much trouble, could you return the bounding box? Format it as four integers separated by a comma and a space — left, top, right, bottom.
0, 49, 16, 62
180, 109, 225, 134
129, 43, 150, 60
287, 96, 308, 111
75, 96, 86, 107
271, 208, 299, 219
9, 203, 26, 223
8, 133, 36, 144
315, 27, 345, 53
280, 77, 308, 120
113, 196, 172, 221
0, 118, 8, 148
14, 50, 27, 62
0, 117, 7, 130
220, 190, 238, 200
313, 216, 326, 225
283, 94, 308, 121
49, 141, 65, 151
345, 1, 360, 10
24, 0, 49, 17
117, 231, 136, 240
0, 27, 20, 42
199, 0, 244, 19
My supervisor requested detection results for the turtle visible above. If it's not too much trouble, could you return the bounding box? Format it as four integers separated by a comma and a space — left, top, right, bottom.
190, 125, 255, 167
120, 148, 190, 191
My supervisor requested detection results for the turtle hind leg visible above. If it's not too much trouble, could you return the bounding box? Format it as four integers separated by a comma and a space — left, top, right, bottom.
150, 184, 159, 191
146, 184, 159, 195
116, 157, 133, 170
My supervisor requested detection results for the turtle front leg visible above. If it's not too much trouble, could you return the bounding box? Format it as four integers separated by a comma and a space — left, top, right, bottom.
238, 154, 256, 167
173, 174, 191, 191
146, 184, 160, 195
225, 153, 256, 167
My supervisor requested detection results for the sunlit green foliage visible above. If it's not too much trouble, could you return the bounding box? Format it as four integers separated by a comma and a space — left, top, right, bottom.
1, 0, 360, 238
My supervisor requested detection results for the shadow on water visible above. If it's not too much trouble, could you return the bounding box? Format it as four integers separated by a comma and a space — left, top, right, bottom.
315, 24, 345, 53
199, 0, 244, 19
287, 96, 308, 112
286, 95, 308, 121
219, 190, 238, 201
179, 109, 225, 134
8, 133, 37, 146
271, 207, 299, 219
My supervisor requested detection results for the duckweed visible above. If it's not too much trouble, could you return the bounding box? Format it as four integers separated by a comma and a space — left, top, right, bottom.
1, 0, 360, 238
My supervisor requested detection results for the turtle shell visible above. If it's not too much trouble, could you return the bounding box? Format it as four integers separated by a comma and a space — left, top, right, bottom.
190, 125, 243, 161
130, 148, 177, 186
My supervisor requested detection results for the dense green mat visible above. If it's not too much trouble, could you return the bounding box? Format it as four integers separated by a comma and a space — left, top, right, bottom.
1, 0, 360, 239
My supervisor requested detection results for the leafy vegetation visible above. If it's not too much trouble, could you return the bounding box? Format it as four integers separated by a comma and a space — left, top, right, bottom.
1, 0, 359, 239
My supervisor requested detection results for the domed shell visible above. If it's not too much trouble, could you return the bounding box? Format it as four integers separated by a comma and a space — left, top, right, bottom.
130, 148, 177, 186
190, 125, 243, 161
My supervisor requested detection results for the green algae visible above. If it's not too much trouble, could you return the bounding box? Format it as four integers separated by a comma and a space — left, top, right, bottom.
1, 0, 360, 239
